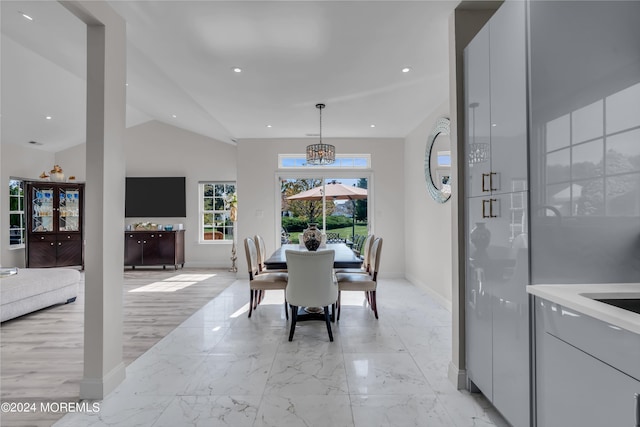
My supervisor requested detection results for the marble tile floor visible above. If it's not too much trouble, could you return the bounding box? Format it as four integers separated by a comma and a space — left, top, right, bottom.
52, 278, 509, 427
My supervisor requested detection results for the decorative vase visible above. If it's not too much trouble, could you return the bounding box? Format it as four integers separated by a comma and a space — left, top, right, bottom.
302, 223, 322, 251
470, 222, 491, 257
50, 172, 65, 182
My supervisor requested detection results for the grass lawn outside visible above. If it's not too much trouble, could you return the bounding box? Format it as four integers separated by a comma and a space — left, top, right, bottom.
289, 224, 368, 244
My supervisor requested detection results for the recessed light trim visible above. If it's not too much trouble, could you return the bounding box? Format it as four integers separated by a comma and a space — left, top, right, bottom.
370, 124, 376, 128
171, 114, 177, 118
45, 116, 52, 120
266, 124, 272, 128
232, 67, 242, 73
402, 67, 411, 73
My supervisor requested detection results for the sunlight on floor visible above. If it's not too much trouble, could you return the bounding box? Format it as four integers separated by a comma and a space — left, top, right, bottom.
230, 303, 250, 318
128, 273, 216, 293
168, 274, 216, 281
129, 281, 197, 292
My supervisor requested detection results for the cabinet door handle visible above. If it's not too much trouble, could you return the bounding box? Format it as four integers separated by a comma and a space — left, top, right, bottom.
482, 199, 489, 218
489, 198, 497, 218
489, 172, 497, 192
481, 173, 489, 192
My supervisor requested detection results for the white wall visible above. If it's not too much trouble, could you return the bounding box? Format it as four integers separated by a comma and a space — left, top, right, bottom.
124, 120, 237, 267
236, 137, 405, 278
1, 144, 54, 267
404, 102, 453, 308
56, 143, 86, 182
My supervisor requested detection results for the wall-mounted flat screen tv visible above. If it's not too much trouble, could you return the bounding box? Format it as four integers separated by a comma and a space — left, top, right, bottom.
125, 177, 186, 218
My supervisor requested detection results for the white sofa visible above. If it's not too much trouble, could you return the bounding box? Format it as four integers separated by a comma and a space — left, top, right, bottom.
1, 268, 80, 322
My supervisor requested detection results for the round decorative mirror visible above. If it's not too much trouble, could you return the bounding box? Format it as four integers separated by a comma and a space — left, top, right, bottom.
424, 117, 452, 203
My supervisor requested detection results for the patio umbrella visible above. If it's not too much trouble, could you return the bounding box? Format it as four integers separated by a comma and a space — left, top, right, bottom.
287, 181, 367, 238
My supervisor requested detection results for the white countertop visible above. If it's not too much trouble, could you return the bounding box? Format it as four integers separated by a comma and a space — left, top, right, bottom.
527, 283, 640, 335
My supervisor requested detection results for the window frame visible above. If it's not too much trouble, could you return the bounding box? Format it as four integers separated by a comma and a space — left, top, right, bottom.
9, 178, 26, 249
198, 181, 236, 244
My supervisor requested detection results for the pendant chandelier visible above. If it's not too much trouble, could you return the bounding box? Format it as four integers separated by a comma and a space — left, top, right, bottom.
306, 103, 335, 165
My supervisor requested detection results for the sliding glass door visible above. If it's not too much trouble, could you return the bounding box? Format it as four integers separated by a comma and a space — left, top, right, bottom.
280, 176, 369, 245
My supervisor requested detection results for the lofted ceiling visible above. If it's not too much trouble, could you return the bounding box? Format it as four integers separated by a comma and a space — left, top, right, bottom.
1, 1, 458, 152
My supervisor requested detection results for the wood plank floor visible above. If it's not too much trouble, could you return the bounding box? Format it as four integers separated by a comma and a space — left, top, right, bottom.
0, 268, 236, 427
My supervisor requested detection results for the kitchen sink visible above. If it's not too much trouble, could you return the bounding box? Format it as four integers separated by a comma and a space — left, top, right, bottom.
594, 298, 640, 315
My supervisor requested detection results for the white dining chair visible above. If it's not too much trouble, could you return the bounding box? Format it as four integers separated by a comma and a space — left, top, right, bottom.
285, 249, 338, 341
336, 237, 383, 320
244, 237, 288, 319
254, 234, 286, 274
335, 234, 375, 274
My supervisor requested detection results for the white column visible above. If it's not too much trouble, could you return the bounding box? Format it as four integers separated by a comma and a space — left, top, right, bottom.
61, 1, 127, 399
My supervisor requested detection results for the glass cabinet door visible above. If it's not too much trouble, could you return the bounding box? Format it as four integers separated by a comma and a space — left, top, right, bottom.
59, 187, 81, 232
31, 186, 55, 232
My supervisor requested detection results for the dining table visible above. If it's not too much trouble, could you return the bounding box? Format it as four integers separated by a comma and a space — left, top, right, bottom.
264, 243, 363, 321
264, 243, 363, 270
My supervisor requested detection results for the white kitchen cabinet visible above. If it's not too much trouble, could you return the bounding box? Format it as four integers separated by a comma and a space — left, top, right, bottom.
535, 297, 640, 427
464, 1, 530, 426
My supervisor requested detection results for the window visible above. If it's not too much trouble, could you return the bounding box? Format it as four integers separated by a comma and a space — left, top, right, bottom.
199, 182, 236, 243
9, 179, 25, 247
279, 154, 371, 169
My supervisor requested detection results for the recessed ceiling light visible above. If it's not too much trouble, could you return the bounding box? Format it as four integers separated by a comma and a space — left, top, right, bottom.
266, 124, 272, 128
492, 123, 497, 127
370, 124, 376, 128
125, 83, 129, 87
402, 67, 411, 73
171, 114, 177, 118
232, 67, 242, 73
19, 12, 33, 21
45, 116, 52, 120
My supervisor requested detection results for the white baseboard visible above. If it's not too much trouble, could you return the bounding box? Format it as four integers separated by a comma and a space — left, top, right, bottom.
182, 261, 239, 269
448, 361, 467, 390
377, 271, 405, 280
80, 361, 126, 400
405, 273, 452, 312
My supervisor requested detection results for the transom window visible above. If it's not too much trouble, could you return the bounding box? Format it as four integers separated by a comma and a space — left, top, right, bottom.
279, 154, 371, 169
199, 182, 236, 243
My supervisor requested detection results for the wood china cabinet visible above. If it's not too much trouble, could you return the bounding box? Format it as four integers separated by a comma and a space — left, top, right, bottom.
25, 182, 84, 268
